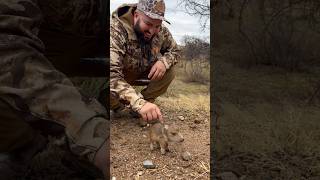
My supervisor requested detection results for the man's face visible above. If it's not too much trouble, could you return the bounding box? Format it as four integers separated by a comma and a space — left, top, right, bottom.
133, 10, 162, 42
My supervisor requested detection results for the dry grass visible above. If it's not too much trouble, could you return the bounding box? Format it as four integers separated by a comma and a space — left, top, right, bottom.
214, 58, 320, 178
134, 65, 210, 113
157, 65, 210, 113
158, 94, 209, 113
181, 61, 210, 84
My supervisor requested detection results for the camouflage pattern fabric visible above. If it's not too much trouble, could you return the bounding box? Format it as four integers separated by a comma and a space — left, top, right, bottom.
0, 0, 108, 162
110, 4, 180, 112
137, 0, 170, 24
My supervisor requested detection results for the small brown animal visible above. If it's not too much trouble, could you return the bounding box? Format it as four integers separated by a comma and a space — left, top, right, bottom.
149, 122, 184, 155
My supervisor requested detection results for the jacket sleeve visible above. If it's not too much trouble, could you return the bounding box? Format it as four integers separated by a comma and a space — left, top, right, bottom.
158, 26, 181, 69
110, 20, 147, 112
0, 0, 108, 160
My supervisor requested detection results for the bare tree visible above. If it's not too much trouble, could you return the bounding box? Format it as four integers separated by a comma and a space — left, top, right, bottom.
236, 0, 320, 71
182, 35, 210, 62
178, 0, 210, 30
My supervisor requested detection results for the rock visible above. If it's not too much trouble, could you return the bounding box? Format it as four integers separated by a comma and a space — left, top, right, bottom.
181, 151, 192, 161
178, 115, 185, 121
111, 177, 116, 180
143, 160, 156, 169
137, 171, 143, 176
142, 134, 147, 138
189, 124, 197, 129
216, 172, 238, 180
194, 119, 201, 124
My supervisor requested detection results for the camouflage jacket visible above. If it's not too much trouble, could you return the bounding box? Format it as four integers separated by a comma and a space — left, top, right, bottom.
110, 3, 180, 112
0, 0, 107, 160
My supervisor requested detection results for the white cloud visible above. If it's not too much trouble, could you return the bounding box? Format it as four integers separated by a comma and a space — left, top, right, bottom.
110, 0, 210, 44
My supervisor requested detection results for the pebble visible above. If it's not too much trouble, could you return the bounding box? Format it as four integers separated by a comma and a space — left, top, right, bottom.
178, 115, 185, 121
143, 160, 156, 169
194, 119, 201, 124
181, 151, 192, 161
189, 124, 197, 129
137, 171, 143, 176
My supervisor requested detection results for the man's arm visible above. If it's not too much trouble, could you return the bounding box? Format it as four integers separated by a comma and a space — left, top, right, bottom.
0, 1, 108, 176
110, 20, 147, 112
158, 26, 181, 69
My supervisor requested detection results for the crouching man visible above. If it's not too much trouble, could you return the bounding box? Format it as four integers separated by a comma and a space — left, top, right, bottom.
110, 0, 180, 122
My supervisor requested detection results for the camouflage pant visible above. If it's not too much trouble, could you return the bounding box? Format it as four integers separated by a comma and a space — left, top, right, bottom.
110, 66, 175, 110
0, 0, 108, 163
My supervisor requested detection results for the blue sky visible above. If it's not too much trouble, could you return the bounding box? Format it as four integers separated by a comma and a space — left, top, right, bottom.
110, 0, 210, 45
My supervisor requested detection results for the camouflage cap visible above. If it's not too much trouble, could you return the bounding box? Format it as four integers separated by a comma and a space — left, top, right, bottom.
137, 0, 170, 24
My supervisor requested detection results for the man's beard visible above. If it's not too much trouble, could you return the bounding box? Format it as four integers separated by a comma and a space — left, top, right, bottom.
134, 19, 154, 44
134, 19, 153, 70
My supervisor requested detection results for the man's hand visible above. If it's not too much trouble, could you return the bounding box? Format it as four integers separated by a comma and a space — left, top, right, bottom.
148, 61, 166, 81
138, 102, 163, 123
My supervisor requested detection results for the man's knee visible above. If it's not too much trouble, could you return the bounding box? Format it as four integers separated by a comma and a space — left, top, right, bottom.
141, 66, 176, 100
162, 66, 176, 83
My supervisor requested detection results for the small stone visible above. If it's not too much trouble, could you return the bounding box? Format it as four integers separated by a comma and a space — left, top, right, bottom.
178, 115, 185, 121
111, 177, 116, 180
189, 124, 197, 129
142, 134, 147, 138
181, 151, 192, 161
137, 171, 143, 176
194, 119, 201, 124
143, 160, 156, 169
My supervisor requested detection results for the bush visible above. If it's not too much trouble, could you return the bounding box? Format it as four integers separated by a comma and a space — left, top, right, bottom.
183, 60, 210, 84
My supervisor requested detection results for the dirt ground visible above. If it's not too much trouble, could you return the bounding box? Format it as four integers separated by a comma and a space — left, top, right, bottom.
110, 108, 210, 179
110, 69, 210, 179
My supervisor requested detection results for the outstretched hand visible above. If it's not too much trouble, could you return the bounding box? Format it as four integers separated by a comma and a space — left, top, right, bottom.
138, 102, 163, 123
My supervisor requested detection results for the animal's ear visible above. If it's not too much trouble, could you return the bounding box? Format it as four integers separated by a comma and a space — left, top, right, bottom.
164, 125, 169, 130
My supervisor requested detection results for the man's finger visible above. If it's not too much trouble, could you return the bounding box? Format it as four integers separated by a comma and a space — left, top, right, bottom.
146, 112, 153, 121
148, 66, 157, 79
158, 72, 165, 80
141, 113, 147, 121
155, 108, 163, 123
151, 69, 161, 81
151, 109, 158, 120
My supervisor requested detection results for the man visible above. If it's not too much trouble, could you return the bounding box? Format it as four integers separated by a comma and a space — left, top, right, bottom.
110, 0, 180, 123
0, 0, 108, 178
